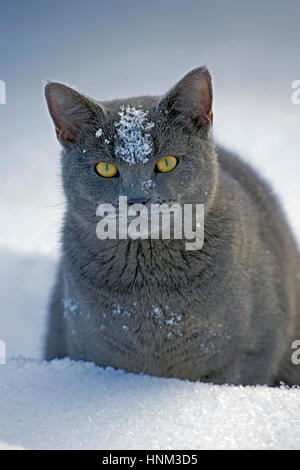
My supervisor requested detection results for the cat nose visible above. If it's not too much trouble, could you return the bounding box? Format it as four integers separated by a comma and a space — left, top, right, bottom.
127, 196, 150, 205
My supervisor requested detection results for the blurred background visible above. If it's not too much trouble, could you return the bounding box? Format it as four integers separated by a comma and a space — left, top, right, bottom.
0, 0, 299, 357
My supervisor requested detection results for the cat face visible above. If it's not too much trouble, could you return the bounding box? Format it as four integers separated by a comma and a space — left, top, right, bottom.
45, 67, 218, 227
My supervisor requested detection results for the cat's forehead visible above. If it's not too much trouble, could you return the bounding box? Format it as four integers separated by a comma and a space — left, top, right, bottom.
89, 97, 191, 165
92, 100, 159, 166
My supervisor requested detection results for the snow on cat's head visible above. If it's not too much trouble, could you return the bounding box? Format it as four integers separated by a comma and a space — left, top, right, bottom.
114, 105, 155, 165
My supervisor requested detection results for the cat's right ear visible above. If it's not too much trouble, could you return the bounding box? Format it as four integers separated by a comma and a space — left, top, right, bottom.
44, 82, 106, 147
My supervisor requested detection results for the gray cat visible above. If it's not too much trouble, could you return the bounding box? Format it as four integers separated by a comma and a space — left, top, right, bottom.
44, 67, 300, 386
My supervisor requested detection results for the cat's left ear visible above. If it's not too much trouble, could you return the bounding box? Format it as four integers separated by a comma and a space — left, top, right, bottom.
44, 81, 106, 148
156, 66, 213, 133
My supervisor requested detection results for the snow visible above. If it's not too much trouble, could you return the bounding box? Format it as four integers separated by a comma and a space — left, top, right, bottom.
95, 128, 103, 138
63, 297, 79, 316
114, 105, 154, 165
141, 179, 153, 190
0, 357, 299, 450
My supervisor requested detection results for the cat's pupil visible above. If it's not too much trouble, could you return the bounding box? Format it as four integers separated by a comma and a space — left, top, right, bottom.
105, 163, 109, 172
165, 159, 169, 167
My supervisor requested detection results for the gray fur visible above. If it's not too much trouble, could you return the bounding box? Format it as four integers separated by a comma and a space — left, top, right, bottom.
44, 67, 300, 385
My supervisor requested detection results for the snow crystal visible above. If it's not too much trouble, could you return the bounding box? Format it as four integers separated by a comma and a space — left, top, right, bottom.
141, 179, 152, 190
112, 304, 131, 317
114, 105, 154, 165
151, 306, 183, 338
110, 304, 183, 338
62, 297, 78, 317
112, 304, 121, 316
165, 313, 182, 326
152, 306, 162, 318
62, 297, 89, 319
95, 128, 103, 138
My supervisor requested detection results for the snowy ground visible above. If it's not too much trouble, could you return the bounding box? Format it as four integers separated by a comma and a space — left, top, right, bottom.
1, 358, 300, 450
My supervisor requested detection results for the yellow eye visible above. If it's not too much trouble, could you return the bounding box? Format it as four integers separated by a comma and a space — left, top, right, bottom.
156, 155, 178, 173
95, 162, 118, 178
